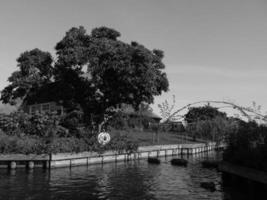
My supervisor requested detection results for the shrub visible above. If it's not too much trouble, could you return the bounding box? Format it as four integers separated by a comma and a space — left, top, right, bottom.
47, 137, 91, 153
0, 112, 29, 135
223, 121, 267, 171
186, 116, 238, 143
0, 131, 47, 154
103, 134, 139, 154
0, 112, 139, 154
24, 112, 68, 137
60, 110, 83, 135
0, 130, 93, 154
0, 111, 69, 137
107, 111, 129, 130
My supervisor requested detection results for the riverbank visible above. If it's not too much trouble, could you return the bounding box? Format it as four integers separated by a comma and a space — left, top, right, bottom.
219, 161, 267, 199
0, 142, 219, 169
219, 161, 267, 184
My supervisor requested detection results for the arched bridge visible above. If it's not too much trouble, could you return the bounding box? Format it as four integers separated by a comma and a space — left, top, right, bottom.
165, 100, 267, 124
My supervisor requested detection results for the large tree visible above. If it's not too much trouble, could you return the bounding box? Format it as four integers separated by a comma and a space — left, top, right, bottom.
54, 26, 169, 127
1, 26, 169, 131
1, 48, 53, 105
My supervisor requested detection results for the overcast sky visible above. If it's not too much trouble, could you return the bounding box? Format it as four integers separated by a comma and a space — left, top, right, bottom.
0, 0, 267, 115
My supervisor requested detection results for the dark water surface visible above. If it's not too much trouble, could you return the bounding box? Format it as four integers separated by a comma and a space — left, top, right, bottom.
0, 152, 226, 200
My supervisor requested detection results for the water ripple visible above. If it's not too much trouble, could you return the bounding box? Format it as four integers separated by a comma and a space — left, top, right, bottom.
0, 152, 226, 200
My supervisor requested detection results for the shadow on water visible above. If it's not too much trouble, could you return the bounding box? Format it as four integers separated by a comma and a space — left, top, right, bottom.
221, 172, 267, 200
0, 151, 256, 200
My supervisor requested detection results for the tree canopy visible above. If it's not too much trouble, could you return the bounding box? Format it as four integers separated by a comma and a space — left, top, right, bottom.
1, 48, 53, 105
1, 26, 169, 125
185, 105, 227, 123
54, 26, 169, 123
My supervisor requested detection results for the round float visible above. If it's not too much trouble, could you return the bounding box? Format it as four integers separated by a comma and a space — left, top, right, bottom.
97, 132, 111, 145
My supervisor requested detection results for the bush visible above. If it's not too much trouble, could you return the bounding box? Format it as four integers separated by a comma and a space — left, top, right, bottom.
60, 110, 83, 135
102, 133, 139, 154
186, 116, 238, 143
107, 111, 129, 130
0, 112, 29, 135
0, 111, 69, 137
47, 137, 91, 153
0, 111, 139, 155
0, 130, 94, 154
223, 121, 267, 171
0, 131, 47, 154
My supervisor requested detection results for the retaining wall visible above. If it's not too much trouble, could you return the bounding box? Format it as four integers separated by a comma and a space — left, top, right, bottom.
0, 142, 218, 169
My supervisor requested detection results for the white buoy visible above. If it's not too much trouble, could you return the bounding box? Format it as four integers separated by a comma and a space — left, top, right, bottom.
97, 132, 111, 145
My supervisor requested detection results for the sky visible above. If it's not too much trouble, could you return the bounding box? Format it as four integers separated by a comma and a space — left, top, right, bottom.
0, 0, 267, 116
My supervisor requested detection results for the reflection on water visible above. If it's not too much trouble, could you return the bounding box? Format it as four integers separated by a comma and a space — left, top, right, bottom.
0, 152, 225, 200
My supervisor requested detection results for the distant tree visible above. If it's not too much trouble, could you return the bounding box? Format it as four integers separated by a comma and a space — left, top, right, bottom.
54, 26, 169, 130
185, 105, 227, 123
1, 48, 53, 105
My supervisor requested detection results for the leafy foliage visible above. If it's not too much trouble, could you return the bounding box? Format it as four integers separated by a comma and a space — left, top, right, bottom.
0, 130, 92, 154
54, 26, 169, 125
0, 130, 47, 154
107, 111, 130, 130
0, 111, 68, 137
104, 134, 139, 154
185, 105, 227, 123
46, 137, 92, 153
223, 121, 267, 171
60, 109, 84, 135
0, 111, 139, 154
1, 49, 53, 105
0, 122, 138, 154
186, 116, 238, 143
91, 26, 121, 40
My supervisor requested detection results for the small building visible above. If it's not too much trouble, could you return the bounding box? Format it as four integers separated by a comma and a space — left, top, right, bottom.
120, 103, 161, 123
22, 82, 73, 115
21, 83, 161, 125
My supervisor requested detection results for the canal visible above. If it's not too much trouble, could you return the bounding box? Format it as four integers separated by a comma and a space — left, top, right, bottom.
0, 152, 237, 200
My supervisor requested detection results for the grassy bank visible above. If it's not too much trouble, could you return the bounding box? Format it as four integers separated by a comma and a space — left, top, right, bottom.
109, 129, 197, 146
0, 128, 199, 154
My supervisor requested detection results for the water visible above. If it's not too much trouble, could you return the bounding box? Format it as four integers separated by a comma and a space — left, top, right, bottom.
0, 152, 225, 200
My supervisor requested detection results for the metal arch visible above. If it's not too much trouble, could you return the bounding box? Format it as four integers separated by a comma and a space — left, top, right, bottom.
165, 100, 267, 123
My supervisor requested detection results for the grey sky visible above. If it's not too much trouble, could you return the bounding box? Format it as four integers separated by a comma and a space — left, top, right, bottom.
0, 0, 267, 115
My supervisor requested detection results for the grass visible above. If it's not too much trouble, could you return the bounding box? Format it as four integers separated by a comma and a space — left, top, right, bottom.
109, 129, 198, 146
